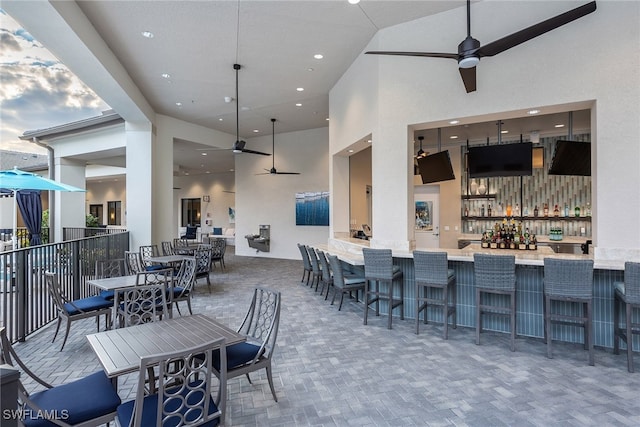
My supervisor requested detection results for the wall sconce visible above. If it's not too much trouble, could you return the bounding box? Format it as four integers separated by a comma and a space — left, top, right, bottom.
110, 212, 115, 220
203, 195, 210, 202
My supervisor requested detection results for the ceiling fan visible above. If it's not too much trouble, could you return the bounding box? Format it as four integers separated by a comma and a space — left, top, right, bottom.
256, 119, 300, 175
366, 0, 596, 93
198, 64, 270, 156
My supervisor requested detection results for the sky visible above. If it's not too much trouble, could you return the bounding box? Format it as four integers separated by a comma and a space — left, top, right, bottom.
0, 9, 110, 155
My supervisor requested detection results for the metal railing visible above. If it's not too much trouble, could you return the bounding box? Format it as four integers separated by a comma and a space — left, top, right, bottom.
63, 226, 127, 241
0, 231, 129, 343
1, 227, 50, 249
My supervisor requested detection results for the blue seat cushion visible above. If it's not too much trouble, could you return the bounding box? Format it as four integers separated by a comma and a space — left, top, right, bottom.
209, 342, 262, 371
99, 290, 115, 300
145, 265, 165, 271
25, 371, 120, 427
171, 286, 189, 297
63, 296, 112, 315
117, 380, 219, 427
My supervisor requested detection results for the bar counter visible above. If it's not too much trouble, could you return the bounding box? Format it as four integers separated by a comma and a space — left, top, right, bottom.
317, 238, 632, 350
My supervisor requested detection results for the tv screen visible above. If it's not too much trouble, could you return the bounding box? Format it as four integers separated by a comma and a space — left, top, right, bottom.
548, 140, 591, 176
467, 142, 533, 178
416, 150, 455, 184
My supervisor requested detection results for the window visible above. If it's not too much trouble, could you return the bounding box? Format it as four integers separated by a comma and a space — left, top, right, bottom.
181, 198, 201, 227
89, 204, 104, 224
107, 201, 122, 225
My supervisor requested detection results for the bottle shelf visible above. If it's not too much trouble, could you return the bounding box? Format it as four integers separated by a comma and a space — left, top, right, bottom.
461, 194, 497, 200
461, 216, 591, 222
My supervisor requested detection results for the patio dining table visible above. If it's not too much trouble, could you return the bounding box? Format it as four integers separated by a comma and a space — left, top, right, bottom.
87, 275, 138, 291
143, 254, 190, 266
86, 314, 244, 378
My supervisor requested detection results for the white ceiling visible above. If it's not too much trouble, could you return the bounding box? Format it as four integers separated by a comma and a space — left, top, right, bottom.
7, 1, 591, 175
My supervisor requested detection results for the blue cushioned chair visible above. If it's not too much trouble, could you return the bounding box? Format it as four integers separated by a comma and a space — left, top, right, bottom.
208, 287, 281, 402
181, 225, 198, 240
117, 336, 227, 427
0, 327, 121, 427
45, 272, 112, 351
172, 256, 197, 315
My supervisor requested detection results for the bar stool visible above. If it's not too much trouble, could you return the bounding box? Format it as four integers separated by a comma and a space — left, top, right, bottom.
474, 253, 516, 351
362, 248, 404, 329
543, 258, 594, 366
413, 251, 456, 339
613, 261, 640, 372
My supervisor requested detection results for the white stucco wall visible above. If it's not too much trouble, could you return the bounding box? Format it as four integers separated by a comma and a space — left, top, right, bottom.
330, 1, 640, 257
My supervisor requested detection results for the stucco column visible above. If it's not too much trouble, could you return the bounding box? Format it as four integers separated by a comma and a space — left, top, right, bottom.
125, 122, 154, 249
54, 158, 86, 242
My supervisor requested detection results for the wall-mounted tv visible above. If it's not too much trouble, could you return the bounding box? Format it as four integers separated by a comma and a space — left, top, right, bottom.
416, 150, 455, 184
467, 142, 533, 178
548, 140, 591, 176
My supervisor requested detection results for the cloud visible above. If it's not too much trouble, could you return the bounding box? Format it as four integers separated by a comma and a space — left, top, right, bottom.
0, 12, 109, 153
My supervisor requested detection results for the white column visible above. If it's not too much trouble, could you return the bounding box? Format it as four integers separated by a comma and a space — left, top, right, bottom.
54, 158, 86, 242
125, 122, 154, 250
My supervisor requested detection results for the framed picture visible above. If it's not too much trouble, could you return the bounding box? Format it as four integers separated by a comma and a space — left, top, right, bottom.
295, 191, 329, 226
415, 200, 433, 231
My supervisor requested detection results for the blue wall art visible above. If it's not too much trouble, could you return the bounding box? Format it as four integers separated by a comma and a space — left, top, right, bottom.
296, 191, 329, 226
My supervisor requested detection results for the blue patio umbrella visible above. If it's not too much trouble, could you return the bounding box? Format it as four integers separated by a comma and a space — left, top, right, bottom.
0, 167, 85, 249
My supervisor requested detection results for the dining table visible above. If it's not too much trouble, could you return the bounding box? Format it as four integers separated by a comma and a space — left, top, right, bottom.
143, 254, 191, 267
86, 314, 245, 379
88, 274, 138, 291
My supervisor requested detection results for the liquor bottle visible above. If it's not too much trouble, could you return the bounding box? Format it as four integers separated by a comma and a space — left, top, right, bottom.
586, 202, 591, 217
464, 205, 469, 217
553, 204, 560, 217
481, 204, 485, 217
514, 203, 520, 217
487, 204, 492, 217
574, 205, 581, 217
506, 203, 512, 217
543, 203, 549, 217
534, 205, 539, 217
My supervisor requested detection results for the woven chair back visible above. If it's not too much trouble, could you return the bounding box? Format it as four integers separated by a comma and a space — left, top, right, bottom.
413, 251, 449, 285
623, 261, 640, 303
362, 248, 395, 280
297, 244, 311, 270
543, 258, 594, 298
473, 253, 516, 291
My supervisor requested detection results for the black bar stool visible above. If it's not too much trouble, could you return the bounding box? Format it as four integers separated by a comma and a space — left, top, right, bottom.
543, 258, 595, 366
362, 248, 404, 329
474, 253, 517, 351
613, 261, 640, 372
413, 251, 456, 339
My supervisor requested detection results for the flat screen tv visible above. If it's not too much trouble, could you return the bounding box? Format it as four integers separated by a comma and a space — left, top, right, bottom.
416, 150, 455, 184
548, 140, 591, 176
467, 142, 533, 178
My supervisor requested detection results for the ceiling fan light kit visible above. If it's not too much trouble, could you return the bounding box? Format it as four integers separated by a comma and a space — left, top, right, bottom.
366, 1, 596, 93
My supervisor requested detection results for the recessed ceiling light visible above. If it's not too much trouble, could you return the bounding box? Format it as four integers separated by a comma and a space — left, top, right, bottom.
229, 169, 235, 172
161, 73, 171, 79
313, 54, 323, 59
184, 172, 189, 176
528, 109, 540, 115
501, 130, 509, 134
449, 120, 460, 124
206, 171, 210, 174
201, 152, 207, 156
175, 102, 182, 106
296, 87, 304, 92
307, 68, 314, 72
348, 0, 360, 4
348, 149, 354, 153
141, 31, 154, 38
295, 103, 302, 107
219, 118, 223, 121
366, 139, 372, 143
554, 123, 565, 128
326, 118, 330, 121
450, 135, 458, 139
253, 129, 259, 133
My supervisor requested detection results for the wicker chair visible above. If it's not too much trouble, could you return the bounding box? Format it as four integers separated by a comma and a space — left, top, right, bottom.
297, 243, 312, 286
614, 261, 640, 372
362, 248, 404, 330
316, 250, 334, 299
327, 254, 366, 311
306, 246, 323, 292
474, 253, 516, 351
413, 251, 457, 339
543, 257, 594, 365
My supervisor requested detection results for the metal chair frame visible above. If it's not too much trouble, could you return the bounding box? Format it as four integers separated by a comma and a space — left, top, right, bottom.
613, 261, 640, 372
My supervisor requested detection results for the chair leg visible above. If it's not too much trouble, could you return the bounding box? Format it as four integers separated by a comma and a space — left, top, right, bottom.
399, 279, 404, 321
187, 299, 193, 315
175, 303, 183, 316
626, 303, 634, 373
546, 295, 553, 359
338, 292, 345, 311
510, 292, 516, 352
363, 281, 369, 325
613, 294, 620, 355
60, 318, 72, 351
387, 281, 393, 330
443, 286, 449, 340
265, 364, 278, 402
415, 285, 420, 335
587, 300, 594, 366
475, 288, 481, 345
452, 282, 457, 329
52, 317, 62, 343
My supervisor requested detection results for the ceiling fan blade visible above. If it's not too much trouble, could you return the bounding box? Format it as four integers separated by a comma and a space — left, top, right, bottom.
477, 1, 596, 58
366, 51, 458, 60
241, 148, 271, 156
459, 66, 476, 93
275, 171, 300, 175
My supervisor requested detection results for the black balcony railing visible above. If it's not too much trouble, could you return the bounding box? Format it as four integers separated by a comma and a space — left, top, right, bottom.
0, 231, 129, 343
